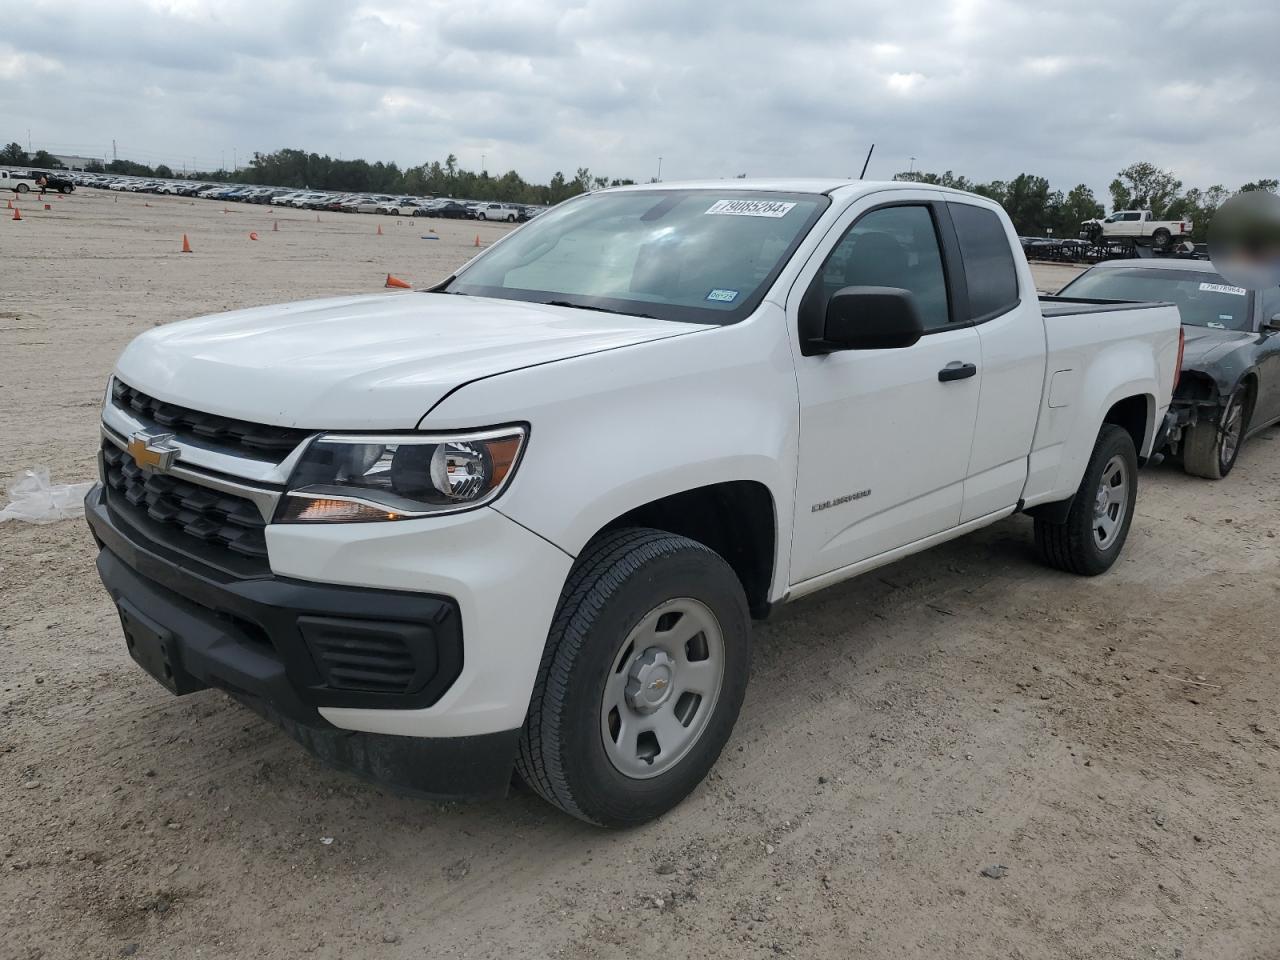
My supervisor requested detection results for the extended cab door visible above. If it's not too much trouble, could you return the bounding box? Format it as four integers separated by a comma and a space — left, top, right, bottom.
788, 194, 982, 584
943, 200, 1047, 521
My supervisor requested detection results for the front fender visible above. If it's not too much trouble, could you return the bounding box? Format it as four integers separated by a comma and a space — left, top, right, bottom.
422, 306, 799, 601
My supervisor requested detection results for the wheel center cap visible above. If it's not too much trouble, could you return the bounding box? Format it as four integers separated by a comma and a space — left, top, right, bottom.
1094, 485, 1110, 516
625, 648, 675, 714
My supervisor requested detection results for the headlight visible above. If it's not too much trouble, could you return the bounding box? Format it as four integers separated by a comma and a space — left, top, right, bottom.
276, 426, 526, 522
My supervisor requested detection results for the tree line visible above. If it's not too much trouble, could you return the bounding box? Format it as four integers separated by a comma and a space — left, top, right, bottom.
894, 162, 1277, 242
4, 138, 1275, 232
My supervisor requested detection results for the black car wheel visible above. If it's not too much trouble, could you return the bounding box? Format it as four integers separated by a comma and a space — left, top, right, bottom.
1151, 228, 1171, 250
1183, 383, 1251, 479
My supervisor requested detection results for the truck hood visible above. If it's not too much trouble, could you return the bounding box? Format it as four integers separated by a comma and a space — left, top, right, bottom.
116, 293, 702, 429
1181, 325, 1255, 369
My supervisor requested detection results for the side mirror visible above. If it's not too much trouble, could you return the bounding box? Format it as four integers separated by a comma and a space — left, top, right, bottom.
1264, 314, 1280, 334
811, 286, 925, 352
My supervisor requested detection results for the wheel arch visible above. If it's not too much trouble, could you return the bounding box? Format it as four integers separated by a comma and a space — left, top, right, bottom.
598, 481, 778, 619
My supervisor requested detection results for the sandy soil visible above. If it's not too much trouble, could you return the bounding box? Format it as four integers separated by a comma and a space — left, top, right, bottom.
2, 190, 1278, 960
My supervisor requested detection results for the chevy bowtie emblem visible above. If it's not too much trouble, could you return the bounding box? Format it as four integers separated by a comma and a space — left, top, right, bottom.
126, 430, 180, 472
649, 677, 668, 691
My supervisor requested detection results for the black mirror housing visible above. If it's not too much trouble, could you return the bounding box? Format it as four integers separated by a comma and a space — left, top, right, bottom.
811, 286, 925, 352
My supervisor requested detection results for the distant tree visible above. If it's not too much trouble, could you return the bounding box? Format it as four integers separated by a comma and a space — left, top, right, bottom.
0, 141, 28, 164
999, 174, 1054, 234
1166, 185, 1230, 242
30, 149, 62, 169
1052, 184, 1105, 237
1240, 178, 1278, 193
1109, 162, 1182, 217
154, 163, 173, 178
892, 169, 976, 191
85, 159, 105, 172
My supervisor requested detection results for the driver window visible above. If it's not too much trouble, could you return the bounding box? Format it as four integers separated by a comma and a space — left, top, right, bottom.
815, 205, 950, 331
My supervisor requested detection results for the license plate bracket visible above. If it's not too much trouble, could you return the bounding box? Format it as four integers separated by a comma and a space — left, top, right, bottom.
116, 599, 205, 695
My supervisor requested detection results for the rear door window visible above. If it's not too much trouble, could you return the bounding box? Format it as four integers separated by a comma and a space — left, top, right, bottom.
948, 203, 1020, 322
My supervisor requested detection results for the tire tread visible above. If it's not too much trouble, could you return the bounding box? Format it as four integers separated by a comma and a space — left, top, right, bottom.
515, 527, 724, 824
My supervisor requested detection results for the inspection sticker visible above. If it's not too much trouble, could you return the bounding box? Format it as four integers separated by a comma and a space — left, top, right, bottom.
706, 288, 739, 303
1200, 282, 1247, 296
705, 199, 796, 218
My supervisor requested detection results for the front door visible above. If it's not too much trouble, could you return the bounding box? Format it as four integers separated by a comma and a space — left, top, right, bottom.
788, 197, 981, 584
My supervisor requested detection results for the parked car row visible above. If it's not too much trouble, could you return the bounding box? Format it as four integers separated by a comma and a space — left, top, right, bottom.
57, 171, 551, 220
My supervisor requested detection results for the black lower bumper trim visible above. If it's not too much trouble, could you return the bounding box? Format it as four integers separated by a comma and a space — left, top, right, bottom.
85, 483, 518, 800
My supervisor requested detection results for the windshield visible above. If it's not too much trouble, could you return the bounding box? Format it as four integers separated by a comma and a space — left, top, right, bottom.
443, 190, 829, 324
1060, 267, 1254, 331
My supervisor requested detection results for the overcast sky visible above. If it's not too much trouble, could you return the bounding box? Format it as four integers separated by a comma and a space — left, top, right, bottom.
1, 0, 1276, 197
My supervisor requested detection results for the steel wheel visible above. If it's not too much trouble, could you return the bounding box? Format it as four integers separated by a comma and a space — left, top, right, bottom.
1092, 455, 1129, 550
600, 597, 725, 780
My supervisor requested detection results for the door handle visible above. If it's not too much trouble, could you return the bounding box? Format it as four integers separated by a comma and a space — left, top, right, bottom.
938, 361, 978, 383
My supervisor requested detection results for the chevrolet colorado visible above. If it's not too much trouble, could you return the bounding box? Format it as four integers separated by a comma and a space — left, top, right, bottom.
85, 180, 1182, 826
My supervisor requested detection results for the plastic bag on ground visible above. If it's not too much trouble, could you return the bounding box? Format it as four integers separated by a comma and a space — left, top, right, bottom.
0, 467, 94, 524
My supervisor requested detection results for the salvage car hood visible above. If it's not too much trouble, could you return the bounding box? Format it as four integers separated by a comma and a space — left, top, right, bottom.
1181, 326, 1255, 369
115, 293, 702, 429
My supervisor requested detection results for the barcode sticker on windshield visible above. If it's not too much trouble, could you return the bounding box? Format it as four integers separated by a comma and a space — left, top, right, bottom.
705, 199, 797, 218
1200, 282, 1247, 296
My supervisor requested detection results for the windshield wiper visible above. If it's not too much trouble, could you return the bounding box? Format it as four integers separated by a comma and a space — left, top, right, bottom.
541, 300, 658, 320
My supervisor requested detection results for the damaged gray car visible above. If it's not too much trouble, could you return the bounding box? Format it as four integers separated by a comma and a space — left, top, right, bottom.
1058, 259, 1280, 478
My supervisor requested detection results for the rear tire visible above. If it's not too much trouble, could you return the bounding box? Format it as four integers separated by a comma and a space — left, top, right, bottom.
1034, 425, 1138, 576
1183, 384, 1249, 479
516, 527, 751, 827
1152, 228, 1171, 250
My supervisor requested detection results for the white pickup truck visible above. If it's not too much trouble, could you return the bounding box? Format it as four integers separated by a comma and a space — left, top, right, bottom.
1081, 209, 1194, 250
0, 169, 40, 193
86, 180, 1182, 826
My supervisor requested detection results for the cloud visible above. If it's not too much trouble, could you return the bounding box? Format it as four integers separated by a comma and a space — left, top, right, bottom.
0, 0, 1276, 198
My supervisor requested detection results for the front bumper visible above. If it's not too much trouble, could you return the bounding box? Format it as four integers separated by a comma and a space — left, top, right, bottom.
85, 482, 570, 799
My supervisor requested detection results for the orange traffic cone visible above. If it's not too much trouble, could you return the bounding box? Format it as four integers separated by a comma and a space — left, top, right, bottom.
6, 198, 12, 209
474, 234, 481, 247
249, 231, 259, 240
181, 234, 192, 253
272, 221, 278, 232
11, 207, 22, 221
376, 224, 383, 236
385, 274, 411, 289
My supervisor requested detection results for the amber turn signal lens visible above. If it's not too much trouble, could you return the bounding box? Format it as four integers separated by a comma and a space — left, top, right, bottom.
486, 436, 523, 488
278, 497, 399, 523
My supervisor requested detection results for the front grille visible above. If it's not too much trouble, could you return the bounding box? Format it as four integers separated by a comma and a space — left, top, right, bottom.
102, 440, 269, 565
111, 378, 310, 461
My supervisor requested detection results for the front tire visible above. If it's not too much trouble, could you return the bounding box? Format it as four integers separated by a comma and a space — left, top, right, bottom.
1183, 384, 1249, 479
1035, 424, 1138, 576
477, 212, 487, 220
516, 527, 751, 827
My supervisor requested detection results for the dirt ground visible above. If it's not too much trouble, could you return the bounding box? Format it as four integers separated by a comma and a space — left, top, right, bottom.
2, 190, 1278, 960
